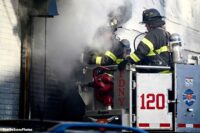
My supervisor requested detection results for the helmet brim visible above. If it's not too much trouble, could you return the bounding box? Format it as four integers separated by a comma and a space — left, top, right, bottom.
139, 16, 165, 24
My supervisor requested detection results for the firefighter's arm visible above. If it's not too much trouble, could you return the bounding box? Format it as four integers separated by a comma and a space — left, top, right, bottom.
83, 47, 101, 65
118, 36, 154, 70
128, 35, 155, 63
96, 39, 127, 65
92, 51, 115, 66
100, 51, 116, 65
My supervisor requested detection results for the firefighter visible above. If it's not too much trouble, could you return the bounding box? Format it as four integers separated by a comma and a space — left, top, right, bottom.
86, 26, 131, 66
83, 22, 130, 110
119, 8, 171, 71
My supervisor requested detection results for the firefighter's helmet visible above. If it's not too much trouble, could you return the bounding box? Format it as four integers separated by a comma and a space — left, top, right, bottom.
140, 8, 165, 25
109, 17, 118, 32
121, 39, 130, 48
120, 39, 131, 55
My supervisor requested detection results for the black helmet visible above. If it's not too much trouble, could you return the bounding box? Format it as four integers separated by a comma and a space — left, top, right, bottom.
141, 8, 165, 25
120, 39, 131, 55
109, 17, 118, 32
120, 39, 130, 48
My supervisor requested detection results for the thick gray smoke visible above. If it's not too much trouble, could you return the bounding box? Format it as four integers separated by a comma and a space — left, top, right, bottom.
46, 0, 132, 81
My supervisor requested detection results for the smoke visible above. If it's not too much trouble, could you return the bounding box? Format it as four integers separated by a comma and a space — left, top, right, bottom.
46, 0, 132, 81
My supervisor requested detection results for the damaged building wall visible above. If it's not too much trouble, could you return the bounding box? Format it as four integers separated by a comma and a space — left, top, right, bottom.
0, 0, 21, 120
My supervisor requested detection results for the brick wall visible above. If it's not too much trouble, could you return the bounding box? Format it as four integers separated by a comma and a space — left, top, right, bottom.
0, 0, 21, 119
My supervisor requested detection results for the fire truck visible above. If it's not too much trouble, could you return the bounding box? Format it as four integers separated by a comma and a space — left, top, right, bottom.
78, 34, 200, 132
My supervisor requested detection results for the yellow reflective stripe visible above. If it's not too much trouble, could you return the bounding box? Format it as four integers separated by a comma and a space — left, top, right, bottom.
147, 51, 155, 56
96, 56, 102, 65
156, 46, 169, 54
130, 53, 140, 62
142, 38, 154, 51
147, 45, 169, 56
105, 51, 117, 61
160, 70, 171, 73
116, 59, 123, 64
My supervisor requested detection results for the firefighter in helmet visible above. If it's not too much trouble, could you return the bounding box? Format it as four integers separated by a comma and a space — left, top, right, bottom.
85, 18, 131, 66
119, 8, 171, 71
83, 19, 130, 110
84, 17, 131, 65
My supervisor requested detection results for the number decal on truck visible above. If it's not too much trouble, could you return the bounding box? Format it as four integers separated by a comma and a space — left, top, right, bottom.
140, 93, 165, 110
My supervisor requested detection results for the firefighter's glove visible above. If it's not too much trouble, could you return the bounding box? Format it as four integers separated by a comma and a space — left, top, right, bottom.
84, 52, 97, 64
118, 57, 134, 71
118, 59, 128, 71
